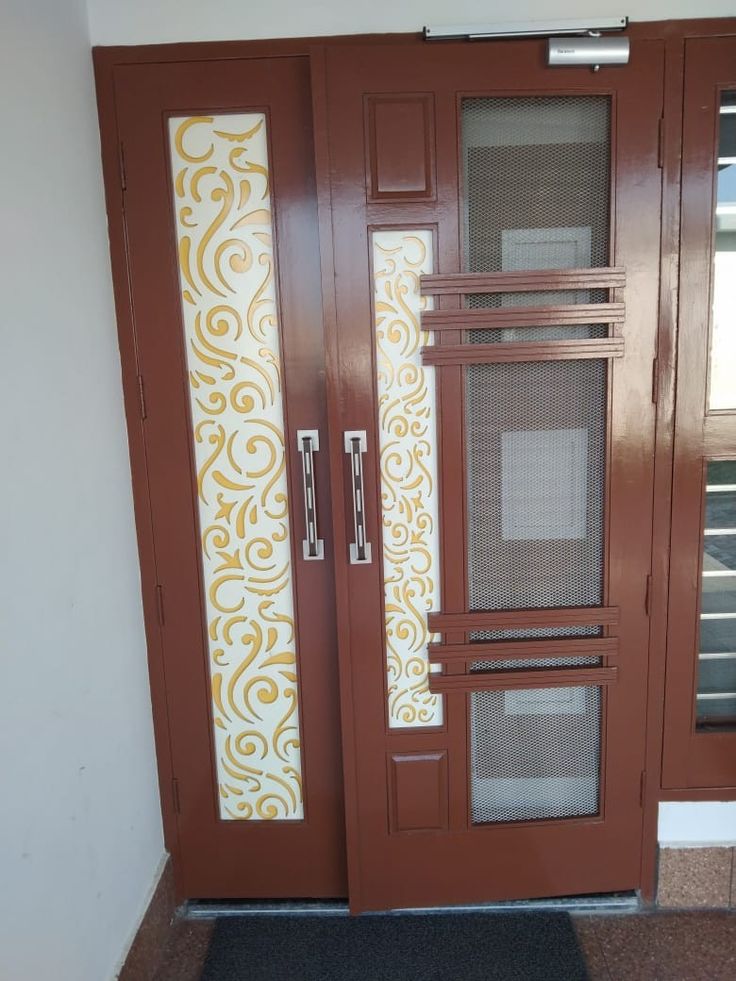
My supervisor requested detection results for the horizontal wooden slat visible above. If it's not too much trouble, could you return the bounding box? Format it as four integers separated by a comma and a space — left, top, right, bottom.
427, 607, 619, 633
427, 637, 619, 663
420, 267, 626, 296
421, 338, 624, 366
421, 303, 625, 330
428, 666, 618, 693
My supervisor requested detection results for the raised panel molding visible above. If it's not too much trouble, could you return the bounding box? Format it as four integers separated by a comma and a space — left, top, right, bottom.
389, 752, 448, 833
365, 94, 436, 202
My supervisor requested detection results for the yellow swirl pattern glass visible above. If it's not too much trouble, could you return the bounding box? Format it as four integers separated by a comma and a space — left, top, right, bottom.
373, 230, 443, 728
169, 114, 303, 819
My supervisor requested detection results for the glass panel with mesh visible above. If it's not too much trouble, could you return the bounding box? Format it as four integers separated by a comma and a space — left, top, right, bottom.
697, 461, 736, 728
462, 96, 611, 824
709, 92, 736, 411
465, 359, 606, 615
470, 686, 601, 824
463, 96, 610, 277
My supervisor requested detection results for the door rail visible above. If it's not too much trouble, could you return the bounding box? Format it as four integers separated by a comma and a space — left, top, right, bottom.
421, 337, 624, 365
428, 665, 618, 694
427, 606, 620, 633
419, 266, 626, 295
420, 302, 625, 330
427, 637, 619, 664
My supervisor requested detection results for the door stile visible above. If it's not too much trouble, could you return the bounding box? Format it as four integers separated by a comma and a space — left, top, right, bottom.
436, 98, 471, 833
436, 330, 470, 833
308, 44, 367, 904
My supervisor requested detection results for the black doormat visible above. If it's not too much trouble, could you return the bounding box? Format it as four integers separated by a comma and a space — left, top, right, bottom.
200, 911, 589, 981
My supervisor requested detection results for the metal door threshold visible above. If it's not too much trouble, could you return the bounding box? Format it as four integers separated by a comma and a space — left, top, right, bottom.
185, 892, 639, 919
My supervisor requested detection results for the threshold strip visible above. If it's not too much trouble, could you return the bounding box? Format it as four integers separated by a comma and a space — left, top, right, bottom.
184, 893, 639, 919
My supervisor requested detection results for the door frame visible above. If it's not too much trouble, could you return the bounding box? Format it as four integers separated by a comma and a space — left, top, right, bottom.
661, 37, 736, 794
93, 17, 736, 904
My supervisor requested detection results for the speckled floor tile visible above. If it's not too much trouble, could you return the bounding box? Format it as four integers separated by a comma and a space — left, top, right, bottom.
658, 848, 733, 909
148, 910, 736, 981
153, 919, 215, 981
573, 917, 611, 980
585, 911, 736, 981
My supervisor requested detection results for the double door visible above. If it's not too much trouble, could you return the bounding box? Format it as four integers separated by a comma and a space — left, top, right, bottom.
111, 38, 664, 909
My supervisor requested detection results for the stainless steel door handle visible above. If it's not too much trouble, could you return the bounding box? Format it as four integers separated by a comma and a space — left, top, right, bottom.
297, 430, 324, 560
344, 430, 372, 564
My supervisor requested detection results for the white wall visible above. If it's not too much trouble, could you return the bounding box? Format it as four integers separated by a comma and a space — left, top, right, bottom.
86, 0, 736, 46
0, 2, 165, 980
660, 803, 736, 846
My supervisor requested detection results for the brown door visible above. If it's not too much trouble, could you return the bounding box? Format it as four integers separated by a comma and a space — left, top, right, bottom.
115, 56, 346, 897
322, 39, 663, 911
663, 38, 736, 789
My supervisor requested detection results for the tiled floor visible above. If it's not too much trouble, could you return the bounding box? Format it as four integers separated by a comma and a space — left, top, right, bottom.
575, 911, 736, 980
151, 911, 736, 981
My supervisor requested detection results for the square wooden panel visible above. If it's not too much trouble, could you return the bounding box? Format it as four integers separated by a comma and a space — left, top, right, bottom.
388, 751, 448, 832
364, 94, 436, 202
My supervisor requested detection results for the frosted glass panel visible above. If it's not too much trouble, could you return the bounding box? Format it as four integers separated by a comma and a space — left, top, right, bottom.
373, 230, 443, 728
169, 114, 303, 820
710, 94, 736, 410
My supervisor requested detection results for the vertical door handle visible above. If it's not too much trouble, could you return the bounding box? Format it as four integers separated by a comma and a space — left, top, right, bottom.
297, 430, 324, 560
344, 430, 372, 564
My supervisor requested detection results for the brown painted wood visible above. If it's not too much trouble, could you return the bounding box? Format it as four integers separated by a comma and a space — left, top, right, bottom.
110, 56, 346, 899
637, 30, 688, 906
428, 637, 619, 663
422, 303, 625, 330
428, 607, 620, 632
389, 753, 449, 832
420, 267, 626, 294
659, 785, 736, 801
365, 94, 436, 201
429, 667, 618, 694
323, 37, 664, 912
421, 338, 624, 366
662, 36, 736, 792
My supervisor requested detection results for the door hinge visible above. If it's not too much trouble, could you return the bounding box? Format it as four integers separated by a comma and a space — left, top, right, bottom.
651, 358, 659, 404
155, 584, 165, 627
640, 770, 647, 807
137, 374, 147, 420
645, 574, 653, 616
172, 777, 181, 814
657, 116, 665, 169
119, 141, 127, 192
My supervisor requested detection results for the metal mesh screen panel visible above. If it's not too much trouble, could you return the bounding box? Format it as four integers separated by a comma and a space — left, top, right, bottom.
466, 358, 606, 612
461, 96, 610, 824
471, 656, 600, 672
471, 625, 602, 642
470, 686, 601, 824
469, 324, 608, 344
466, 289, 608, 312
462, 96, 610, 276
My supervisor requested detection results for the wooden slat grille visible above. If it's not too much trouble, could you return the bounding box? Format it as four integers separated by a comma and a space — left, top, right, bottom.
420, 267, 626, 295
421, 303, 625, 331
421, 338, 624, 366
